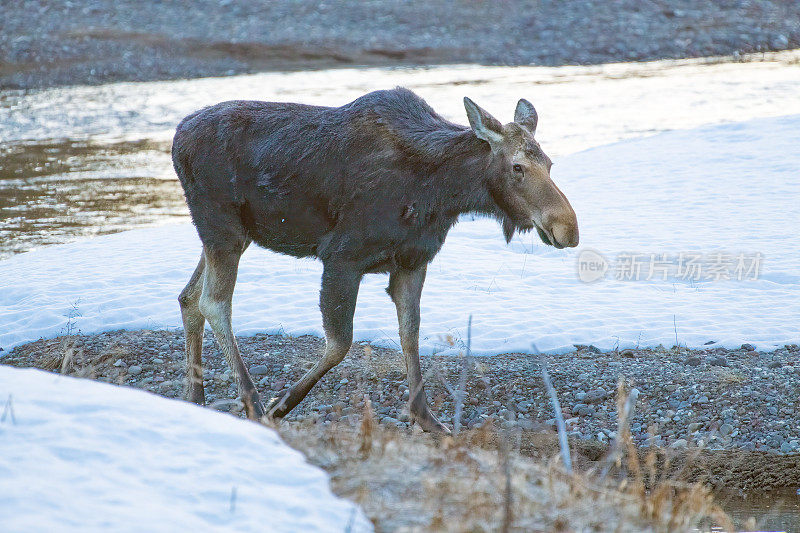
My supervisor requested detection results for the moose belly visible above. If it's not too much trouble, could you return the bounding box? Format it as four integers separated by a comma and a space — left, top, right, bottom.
240, 202, 330, 259
357, 220, 452, 273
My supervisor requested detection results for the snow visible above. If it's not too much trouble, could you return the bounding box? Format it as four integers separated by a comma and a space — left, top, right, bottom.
0, 365, 371, 533
1, 114, 799, 355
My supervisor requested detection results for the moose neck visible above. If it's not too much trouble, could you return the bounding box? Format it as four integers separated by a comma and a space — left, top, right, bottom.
427, 128, 501, 218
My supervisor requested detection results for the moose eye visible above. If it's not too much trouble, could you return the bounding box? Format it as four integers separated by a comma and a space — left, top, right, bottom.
512, 164, 524, 174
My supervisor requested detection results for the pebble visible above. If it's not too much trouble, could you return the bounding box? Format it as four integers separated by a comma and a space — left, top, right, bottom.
209, 399, 239, 412
584, 389, 608, 404
249, 364, 269, 376
670, 439, 688, 449
128, 365, 142, 375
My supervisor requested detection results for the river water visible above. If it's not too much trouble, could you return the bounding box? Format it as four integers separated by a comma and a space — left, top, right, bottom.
1, 52, 800, 530
3, 51, 800, 259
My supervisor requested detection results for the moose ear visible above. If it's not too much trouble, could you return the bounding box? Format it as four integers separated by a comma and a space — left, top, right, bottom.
514, 98, 538, 134
464, 97, 504, 149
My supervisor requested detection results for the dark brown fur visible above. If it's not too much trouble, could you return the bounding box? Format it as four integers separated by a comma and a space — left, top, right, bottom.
172, 88, 577, 431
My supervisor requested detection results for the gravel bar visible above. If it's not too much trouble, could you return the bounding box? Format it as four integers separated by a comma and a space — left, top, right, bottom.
2, 0, 800, 90
4, 329, 799, 458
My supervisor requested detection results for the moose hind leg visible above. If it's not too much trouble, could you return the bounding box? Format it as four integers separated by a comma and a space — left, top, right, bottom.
199, 245, 265, 421
179, 253, 207, 404
268, 263, 361, 418
388, 266, 449, 433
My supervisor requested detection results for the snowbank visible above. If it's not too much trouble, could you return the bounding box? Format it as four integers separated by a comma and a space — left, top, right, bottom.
0, 366, 371, 532
1, 115, 798, 354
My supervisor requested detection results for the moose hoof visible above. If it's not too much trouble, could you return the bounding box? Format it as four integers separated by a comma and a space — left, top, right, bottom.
186, 388, 206, 406
265, 393, 292, 419
413, 411, 451, 434
242, 390, 266, 421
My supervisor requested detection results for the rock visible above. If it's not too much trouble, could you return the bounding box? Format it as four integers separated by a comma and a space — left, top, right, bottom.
113, 359, 126, 367
210, 399, 240, 412
686, 356, 702, 366
498, 409, 515, 421
766, 434, 783, 448
574, 344, 601, 354
767, 361, 782, 369
670, 439, 688, 449
584, 389, 609, 404
128, 365, 142, 375
153, 358, 164, 364
249, 364, 269, 376
719, 423, 734, 436
710, 356, 728, 367
780, 441, 793, 453
572, 403, 595, 417
770, 34, 789, 49
741, 343, 755, 351
621, 349, 635, 357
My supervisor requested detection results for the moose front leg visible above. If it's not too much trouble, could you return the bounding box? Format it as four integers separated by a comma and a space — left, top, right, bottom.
267, 263, 362, 418
388, 266, 450, 433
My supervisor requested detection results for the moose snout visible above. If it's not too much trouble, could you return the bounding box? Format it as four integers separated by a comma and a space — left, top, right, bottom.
550, 221, 579, 248
540, 205, 579, 249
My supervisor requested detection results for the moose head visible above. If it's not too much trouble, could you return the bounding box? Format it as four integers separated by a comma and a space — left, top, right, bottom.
464, 97, 579, 249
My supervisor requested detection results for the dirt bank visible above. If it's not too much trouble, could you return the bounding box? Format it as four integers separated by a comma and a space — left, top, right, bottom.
2, 0, 799, 90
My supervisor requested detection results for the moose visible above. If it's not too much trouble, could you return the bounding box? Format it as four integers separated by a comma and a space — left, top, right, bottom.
173, 88, 578, 432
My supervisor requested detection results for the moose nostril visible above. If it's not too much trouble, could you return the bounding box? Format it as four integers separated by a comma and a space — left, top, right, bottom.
551, 223, 574, 248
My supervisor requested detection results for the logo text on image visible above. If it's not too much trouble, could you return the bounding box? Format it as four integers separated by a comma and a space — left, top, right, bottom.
577, 249, 609, 283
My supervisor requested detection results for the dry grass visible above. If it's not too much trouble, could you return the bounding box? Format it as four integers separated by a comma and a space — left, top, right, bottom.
278, 407, 733, 532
